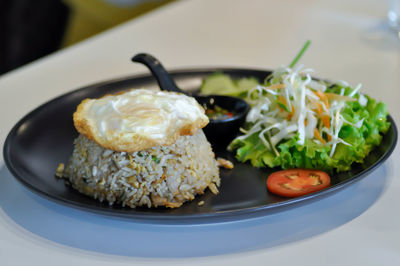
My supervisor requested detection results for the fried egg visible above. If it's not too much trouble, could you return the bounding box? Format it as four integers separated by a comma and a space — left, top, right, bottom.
73, 89, 209, 152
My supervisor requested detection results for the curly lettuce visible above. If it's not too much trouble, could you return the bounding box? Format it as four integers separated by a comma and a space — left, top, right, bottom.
228, 83, 390, 172
201, 70, 390, 173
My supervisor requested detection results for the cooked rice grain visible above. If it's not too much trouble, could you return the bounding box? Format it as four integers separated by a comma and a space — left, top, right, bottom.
62, 130, 220, 208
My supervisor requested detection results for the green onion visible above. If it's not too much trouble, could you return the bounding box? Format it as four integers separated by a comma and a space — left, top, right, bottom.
152, 155, 160, 164
277, 102, 290, 112
289, 40, 311, 68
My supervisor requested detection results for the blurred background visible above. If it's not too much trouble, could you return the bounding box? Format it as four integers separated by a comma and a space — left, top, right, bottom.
0, 0, 175, 75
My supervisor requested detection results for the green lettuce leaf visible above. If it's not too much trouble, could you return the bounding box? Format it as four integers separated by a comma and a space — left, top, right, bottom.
200, 73, 259, 98
228, 84, 390, 173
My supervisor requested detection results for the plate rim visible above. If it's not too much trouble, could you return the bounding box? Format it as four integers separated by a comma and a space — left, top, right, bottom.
3, 67, 398, 223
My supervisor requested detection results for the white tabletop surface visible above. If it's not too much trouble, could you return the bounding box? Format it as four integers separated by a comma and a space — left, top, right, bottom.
1, 0, 399, 265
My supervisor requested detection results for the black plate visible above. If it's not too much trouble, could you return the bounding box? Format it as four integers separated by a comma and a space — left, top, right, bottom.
3, 68, 398, 224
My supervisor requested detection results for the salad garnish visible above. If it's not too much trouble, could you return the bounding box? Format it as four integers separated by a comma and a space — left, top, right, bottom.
200, 42, 390, 172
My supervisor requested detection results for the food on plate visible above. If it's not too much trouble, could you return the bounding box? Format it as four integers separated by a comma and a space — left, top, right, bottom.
216, 157, 234, 169
201, 67, 390, 173
201, 72, 259, 98
267, 169, 331, 197
73, 89, 208, 152
60, 89, 220, 208
204, 104, 234, 120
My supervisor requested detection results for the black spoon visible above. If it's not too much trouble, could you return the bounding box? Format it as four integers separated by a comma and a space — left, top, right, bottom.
131, 53, 250, 148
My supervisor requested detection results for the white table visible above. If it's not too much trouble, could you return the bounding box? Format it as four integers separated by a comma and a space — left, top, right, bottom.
1, 0, 399, 265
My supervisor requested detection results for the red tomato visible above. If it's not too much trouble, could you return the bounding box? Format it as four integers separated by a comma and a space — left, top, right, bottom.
267, 169, 331, 197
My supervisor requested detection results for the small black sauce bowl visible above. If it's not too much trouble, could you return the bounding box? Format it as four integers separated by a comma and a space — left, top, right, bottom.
195, 95, 250, 148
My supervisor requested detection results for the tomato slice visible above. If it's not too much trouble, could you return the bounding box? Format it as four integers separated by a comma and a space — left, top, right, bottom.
267, 169, 331, 197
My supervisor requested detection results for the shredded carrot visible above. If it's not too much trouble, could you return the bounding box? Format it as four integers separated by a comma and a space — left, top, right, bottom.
269, 83, 286, 90
313, 102, 323, 114
326, 133, 332, 141
314, 129, 326, 144
278, 95, 286, 103
277, 95, 288, 112
315, 90, 330, 109
324, 98, 329, 109
312, 99, 330, 129
288, 105, 295, 120
321, 115, 331, 129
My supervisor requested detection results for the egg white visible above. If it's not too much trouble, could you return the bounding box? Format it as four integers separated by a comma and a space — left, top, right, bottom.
73, 89, 209, 152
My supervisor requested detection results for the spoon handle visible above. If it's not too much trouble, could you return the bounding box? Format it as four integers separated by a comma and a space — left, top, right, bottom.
131, 53, 183, 93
